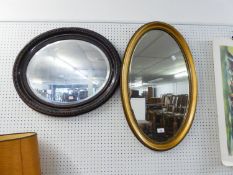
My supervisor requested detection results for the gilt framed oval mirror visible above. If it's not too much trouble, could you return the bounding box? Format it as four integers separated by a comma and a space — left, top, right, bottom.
13, 28, 121, 117
121, 22, 197, 151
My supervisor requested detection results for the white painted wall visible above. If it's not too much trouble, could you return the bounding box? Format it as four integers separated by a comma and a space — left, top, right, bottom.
130, 98, 146, 120
156, 83, 176, 97
0, 0, 232, 25
176, 80, 189, 95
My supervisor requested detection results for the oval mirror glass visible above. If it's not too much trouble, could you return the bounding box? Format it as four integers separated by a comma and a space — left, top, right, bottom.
129, 30, 189, 142
121, 22, 197, 151
26, 40, 110, 105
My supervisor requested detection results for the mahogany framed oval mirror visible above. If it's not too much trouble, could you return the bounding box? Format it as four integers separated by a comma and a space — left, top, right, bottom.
13, 28, 121, 117
121, 22, 197, 151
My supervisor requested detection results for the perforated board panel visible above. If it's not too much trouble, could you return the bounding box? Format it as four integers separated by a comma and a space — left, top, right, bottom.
0, 22, 233, 174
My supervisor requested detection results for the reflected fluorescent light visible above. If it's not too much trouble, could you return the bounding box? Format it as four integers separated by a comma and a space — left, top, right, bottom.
132, 81, 142, 88
75, 70, 98, 85
32, 79, 43, 84
131, 81, 148, 88
54, 57, 74, 70
174, 71, 188, 78
148, 78, 164, 83
54, 56, 99, 85
75, 70, 88, 80
166, 67, 187, 75
92, 81, 99, 85
171, 55, 176, 61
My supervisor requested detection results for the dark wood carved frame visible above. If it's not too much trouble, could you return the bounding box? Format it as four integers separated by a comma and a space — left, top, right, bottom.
13, 28, 121, 117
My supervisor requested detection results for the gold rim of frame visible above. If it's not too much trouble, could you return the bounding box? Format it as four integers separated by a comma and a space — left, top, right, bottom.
121, 21, 198, 151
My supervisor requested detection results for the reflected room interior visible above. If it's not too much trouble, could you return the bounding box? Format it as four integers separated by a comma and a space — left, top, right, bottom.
26, 40, 110, 105
129, 30, 189, 142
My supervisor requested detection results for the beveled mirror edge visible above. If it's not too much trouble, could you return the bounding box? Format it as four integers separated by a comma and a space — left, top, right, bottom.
121, 21, 198, 151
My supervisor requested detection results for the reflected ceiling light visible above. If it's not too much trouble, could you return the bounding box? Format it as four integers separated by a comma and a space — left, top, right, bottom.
131, 81, 148, 88
174, 71, 188, 78
75, 70, 88, 80
32, 79, 43, 84
92, 81, 99, 85
131, 80, 142, 88
148, 78, 164, 83
55, 56, 98, 86
168, 67, 187, 75
171, 55, 176, 61
75, 70, 98, 85
53, 58, 74, 71
54, 59, 99, 85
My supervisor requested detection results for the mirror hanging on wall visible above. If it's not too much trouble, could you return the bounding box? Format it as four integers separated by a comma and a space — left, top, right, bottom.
121, 21, 197, 151
129, 29, 189, 142
13, 28, 121, 117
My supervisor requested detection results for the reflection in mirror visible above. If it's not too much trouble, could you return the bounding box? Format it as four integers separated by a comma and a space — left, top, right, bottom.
129, 30, 189, 142
26, 40, 110, 105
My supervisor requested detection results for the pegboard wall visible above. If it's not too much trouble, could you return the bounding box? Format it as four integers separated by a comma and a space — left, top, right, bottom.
0, 22, 233, 175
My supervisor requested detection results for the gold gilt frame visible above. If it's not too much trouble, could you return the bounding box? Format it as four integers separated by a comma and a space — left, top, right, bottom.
121, 22, 197, 151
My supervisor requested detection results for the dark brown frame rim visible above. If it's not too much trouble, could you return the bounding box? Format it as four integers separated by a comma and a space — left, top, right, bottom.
13, 27, 121, 117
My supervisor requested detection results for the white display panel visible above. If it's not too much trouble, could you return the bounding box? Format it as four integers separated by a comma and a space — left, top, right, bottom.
130, 98, 146, 120
0, 22, 233, 174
